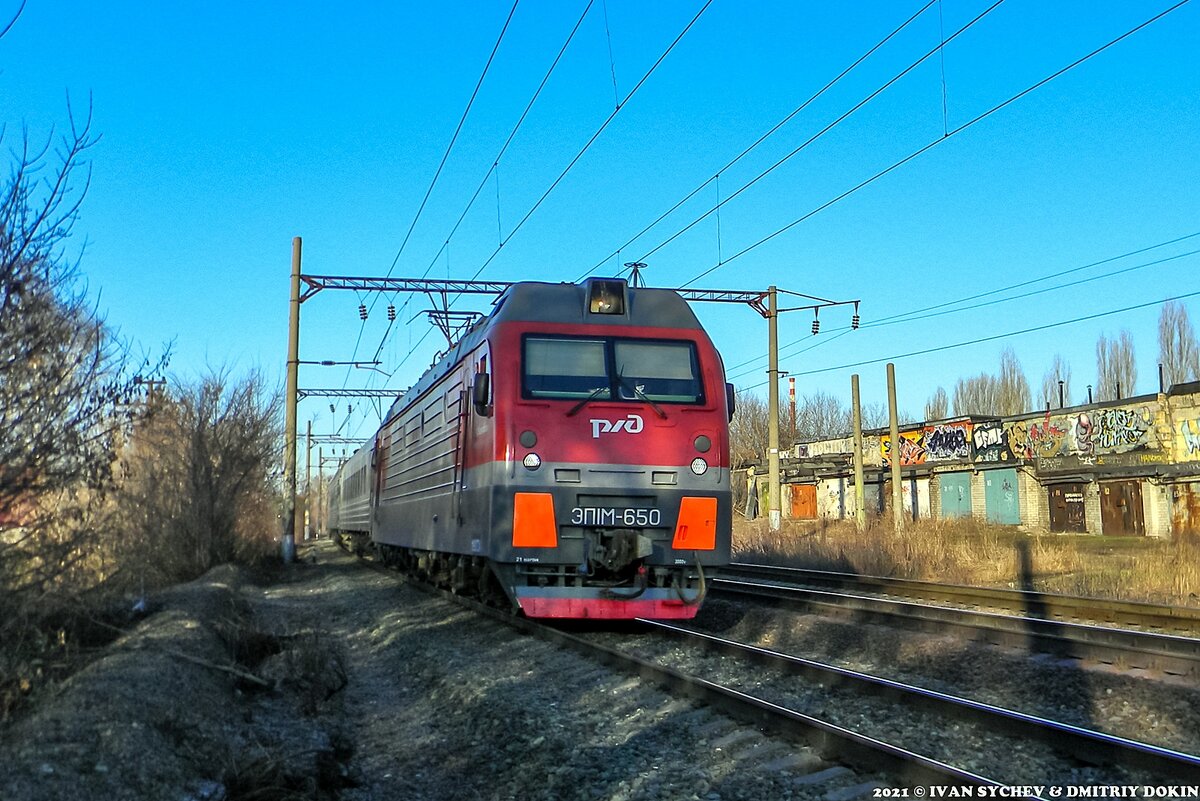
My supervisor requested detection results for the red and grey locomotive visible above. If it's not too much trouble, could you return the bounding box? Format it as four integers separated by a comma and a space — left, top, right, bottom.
328, 277, 733, 619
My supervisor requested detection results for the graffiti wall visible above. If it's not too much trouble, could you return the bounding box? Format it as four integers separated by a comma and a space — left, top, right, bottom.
1182, 419, 1200, 460
1006, 405, 1157, 463
971, 421, 1014, 464
924, 421, 972, 462
881, 430, 926, 467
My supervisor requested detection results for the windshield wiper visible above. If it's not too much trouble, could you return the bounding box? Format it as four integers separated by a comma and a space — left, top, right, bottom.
566, 386, 608, 417
617, 373, 667, 419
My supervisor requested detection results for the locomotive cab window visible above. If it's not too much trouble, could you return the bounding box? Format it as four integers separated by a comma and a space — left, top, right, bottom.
525, 338, 609, 398
614, 341, 702, 403
522, 335, 703, 404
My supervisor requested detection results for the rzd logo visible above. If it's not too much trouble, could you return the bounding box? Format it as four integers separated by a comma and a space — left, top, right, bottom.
590, 414, 644, 438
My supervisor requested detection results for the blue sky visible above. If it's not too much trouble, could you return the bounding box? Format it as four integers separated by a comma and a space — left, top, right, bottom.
4, 0, 1197, 447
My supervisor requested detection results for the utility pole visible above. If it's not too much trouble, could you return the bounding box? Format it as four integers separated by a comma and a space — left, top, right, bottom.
788, 376, 797, 443
851, 374, 866, 531
887, 362, 903, 531
282, 237, 302, 563
766, 286, 781, 532
316, 446, 324, 538
305, 419, 312, 542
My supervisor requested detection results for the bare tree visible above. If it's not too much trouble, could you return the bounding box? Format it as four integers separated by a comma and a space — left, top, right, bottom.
952, 373, 999, 416
1096, 330, 1137, 401
1040, 354, 1073, 408
0, 109, 152, 603
925, 387, 948, 420
1158, 300, 1200, 389
796, 390, 849, 440
997, 347, 1031, 415
729, 389, 771, 468
112, 371, 281, 585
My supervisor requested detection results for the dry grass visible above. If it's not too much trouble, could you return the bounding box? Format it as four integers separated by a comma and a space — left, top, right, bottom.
734, 516, 1200, 607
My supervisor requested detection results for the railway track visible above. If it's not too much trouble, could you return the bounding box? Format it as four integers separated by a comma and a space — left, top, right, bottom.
724, 563, 1200, 634
350, 544, 1200, 794
714, 565, 1200, 680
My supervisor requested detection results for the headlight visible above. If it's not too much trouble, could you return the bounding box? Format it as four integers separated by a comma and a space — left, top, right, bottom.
690, 457, 708, 476
523, 453, 542, 470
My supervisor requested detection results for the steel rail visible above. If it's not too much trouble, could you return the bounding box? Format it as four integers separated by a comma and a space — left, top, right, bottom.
642, 620, 1200, 782
342, 545, 1015, 793
713, 578, 1200, 678
727, 563, 1200, 634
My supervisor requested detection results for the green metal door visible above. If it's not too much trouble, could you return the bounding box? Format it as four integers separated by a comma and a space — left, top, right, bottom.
984, 468, 1020, 525
939, 472, 972, 519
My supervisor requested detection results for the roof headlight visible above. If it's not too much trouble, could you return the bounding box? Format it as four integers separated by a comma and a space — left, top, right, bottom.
690, 457, 708, 476
522, 453, 542, 471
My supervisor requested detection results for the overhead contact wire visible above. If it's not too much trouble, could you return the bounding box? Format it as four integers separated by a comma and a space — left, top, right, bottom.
574, 0, 938, 282
682, 0, 1192, 288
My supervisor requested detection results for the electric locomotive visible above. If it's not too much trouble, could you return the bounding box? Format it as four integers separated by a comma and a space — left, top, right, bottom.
329, 277, 733, 619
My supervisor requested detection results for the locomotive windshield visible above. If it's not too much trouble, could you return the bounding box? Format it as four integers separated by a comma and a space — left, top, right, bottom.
523, 335, 703, 403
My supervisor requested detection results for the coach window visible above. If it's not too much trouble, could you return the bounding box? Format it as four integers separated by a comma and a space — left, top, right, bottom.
524, 337, 609, 399
614, 341, 702, 403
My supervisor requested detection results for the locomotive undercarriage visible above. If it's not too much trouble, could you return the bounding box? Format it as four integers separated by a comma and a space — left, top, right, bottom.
338, 528, 708, 614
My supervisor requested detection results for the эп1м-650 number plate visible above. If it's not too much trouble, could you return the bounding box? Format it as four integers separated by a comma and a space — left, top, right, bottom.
570, 507, 662, 527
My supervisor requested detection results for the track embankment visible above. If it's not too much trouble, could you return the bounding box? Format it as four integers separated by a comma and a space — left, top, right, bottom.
2, 541, 878, 801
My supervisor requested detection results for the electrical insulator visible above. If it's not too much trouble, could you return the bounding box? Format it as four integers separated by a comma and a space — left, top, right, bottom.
811, 319, 820, 335
358, 303, 368, 321
347, 404, 354, 415
387, 304, 396, 321
851, 314, 860, 330
329, 403, 336, 414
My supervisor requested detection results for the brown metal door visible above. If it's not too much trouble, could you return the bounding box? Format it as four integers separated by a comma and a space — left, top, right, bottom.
1172, 482, 1200, 535
1048, 484, 1086, 533
790, 484, 817, 519
1101, 480, 1145, 536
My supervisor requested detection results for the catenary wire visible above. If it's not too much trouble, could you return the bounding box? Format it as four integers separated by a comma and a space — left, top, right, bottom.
736, 287, 1200, 390
364, 1, 597, 372
572, 0, 939, 283
680, 0, 1192, 289
640, 0, 1006, 271
724, 234, 1200, 376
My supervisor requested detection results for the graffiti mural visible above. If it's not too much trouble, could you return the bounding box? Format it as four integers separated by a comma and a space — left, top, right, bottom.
1182, 419, 1200, 458
1091, 407, 1152, 453
1008, 418, 1070, 460
971, 421, 1014, 463
881, 431, 926, 467
1073, 413, 1095, 457
924, 421, 972, 462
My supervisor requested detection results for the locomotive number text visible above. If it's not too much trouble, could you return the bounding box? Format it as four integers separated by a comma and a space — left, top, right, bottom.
570, 507, 661, 527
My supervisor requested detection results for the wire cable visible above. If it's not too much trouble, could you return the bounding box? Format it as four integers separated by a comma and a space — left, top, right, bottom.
573, 0, 939, 282
640, 0, 1006, 276
724, 233, 1200, 376
682, 0, 1192, 288
464, 0, 716, 285
738, 287, 1200, 388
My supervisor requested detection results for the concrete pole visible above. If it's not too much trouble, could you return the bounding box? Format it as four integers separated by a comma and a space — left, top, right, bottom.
851, 374, 866, 531
282, 236, 302, 563
304, 419, 312, 542
767, 286, 781, 532
788, 376, 797, 443
887, 362, 903, 531
317, 446, 323, 538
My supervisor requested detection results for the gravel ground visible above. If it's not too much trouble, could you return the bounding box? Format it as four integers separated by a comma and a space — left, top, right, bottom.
685, 596, 1200, 755
0, 542, 893, 801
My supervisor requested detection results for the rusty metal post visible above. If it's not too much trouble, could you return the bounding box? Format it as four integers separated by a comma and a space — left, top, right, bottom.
282, 237, 302, 563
